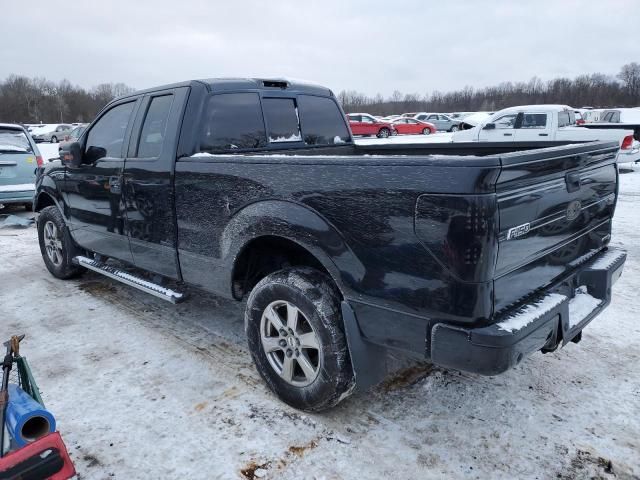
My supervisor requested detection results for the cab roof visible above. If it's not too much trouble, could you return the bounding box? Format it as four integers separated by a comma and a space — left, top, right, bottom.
117, 78, 333, 100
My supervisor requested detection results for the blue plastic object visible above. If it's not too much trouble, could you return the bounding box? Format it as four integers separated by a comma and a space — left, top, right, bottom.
5, 384, 56, 447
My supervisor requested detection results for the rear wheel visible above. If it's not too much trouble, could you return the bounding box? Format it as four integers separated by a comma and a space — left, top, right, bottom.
37, 206, 85, 279
377, 128, 390, 138
422, 127, 431, 135
246, 267, 354, 411
50, 136, 57, 143
449, 126, 459, 132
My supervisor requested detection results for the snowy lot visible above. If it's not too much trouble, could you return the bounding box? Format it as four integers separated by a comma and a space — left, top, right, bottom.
0, 167, 639, 479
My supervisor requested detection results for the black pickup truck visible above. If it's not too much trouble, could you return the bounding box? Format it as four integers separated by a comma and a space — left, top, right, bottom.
34, 78, 626, 411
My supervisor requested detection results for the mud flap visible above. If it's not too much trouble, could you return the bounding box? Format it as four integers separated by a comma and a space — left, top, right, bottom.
341, 301, 387, 391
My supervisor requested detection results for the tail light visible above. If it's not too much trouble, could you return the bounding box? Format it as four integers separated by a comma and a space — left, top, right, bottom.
36, 155, 44, 167
414, 194, 498, 282
621, 135, 633, 150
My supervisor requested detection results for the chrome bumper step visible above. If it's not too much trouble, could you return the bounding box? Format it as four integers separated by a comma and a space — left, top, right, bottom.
74, 255, 185, 303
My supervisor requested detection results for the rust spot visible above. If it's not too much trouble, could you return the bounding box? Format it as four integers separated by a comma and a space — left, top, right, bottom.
240, 461, 270, 479
379, 363, 435, 392
288, 439, 318, 457
194, 402, 207, 412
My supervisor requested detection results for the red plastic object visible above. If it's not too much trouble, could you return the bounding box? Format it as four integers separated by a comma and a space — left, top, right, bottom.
0, 431, 75, 480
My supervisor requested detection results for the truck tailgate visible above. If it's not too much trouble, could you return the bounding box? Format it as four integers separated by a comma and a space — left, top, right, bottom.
494, 142, 619, 313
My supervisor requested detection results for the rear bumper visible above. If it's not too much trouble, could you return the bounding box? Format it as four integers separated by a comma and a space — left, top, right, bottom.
430, 247, 626, 375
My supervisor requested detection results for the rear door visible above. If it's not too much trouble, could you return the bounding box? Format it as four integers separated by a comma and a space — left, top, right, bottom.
493, 143, 619, 313
65, 98, 139, 262
0, 126, 38, 202
513, 111, 552, 141
121, 87, 189, 279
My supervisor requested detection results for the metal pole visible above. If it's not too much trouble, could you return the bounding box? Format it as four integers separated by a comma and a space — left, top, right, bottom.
0, 335, 23, 458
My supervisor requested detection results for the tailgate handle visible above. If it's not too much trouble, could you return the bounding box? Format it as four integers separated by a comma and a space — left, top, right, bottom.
565, 172, 581, 192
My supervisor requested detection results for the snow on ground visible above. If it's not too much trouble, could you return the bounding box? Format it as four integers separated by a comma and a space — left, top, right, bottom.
0, 172, 639, 479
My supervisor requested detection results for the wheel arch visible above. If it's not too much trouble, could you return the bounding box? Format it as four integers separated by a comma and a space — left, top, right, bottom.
222, 200, 364, 300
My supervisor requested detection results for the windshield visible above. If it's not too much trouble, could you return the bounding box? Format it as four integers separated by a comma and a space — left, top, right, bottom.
0, 128, 33, 153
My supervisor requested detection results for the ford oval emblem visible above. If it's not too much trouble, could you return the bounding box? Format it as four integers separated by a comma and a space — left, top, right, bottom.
566, 200, 582, 221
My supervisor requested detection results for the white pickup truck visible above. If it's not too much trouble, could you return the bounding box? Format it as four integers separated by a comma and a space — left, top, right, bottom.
452, 104, 639, 162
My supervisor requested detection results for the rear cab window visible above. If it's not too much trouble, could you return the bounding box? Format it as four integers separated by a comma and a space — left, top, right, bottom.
263, 98, 301, 143
297, 95, 350, 145
0, 128, 33, 153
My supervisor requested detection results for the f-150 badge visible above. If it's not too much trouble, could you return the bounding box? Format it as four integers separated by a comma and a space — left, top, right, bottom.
507, 223, 530, 240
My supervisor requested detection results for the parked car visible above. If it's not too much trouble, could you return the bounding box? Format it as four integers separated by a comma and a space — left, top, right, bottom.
0, 123, 43, 208
346, 113, 396, 138
390, 118, 436, 135
31, 124, 73, 143
36, 78, 626, 412
582, 110, 604, 123
58, 125, 88, 153
579, 108, 640, 163
412, 113, 461, 131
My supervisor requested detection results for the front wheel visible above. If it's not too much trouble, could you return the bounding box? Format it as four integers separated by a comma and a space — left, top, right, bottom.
50, 136, 57, 143
449, 126, 459, 132
245, 268, 354, 412
422, 128, 431, 135
377, 128, 390, 138
37, 206, 85, 279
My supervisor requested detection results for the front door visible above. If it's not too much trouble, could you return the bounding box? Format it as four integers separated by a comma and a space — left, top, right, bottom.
478, 113, 518, 142
66, 99, 139, 262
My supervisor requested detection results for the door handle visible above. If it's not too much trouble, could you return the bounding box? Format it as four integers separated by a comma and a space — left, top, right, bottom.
539, 133, 549, 136
565, 172, 581, 192
503, 133, 513, 136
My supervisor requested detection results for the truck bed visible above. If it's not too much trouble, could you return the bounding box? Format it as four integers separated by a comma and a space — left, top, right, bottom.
176, 141, 620, 354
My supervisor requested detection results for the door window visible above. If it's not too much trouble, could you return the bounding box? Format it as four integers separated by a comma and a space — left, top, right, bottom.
361, 116, 375, 123
428, 115, 438, 120
85, 101, 136, 161
493, 114, 517, 129
199, 93, 266, 152
262, 98, 301, 143
520, 113, 547, 129
136, 95, 173, 158
297, 95, 350, 145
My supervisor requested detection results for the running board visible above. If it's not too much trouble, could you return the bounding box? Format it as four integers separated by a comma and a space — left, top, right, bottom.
74, 256, 186, 303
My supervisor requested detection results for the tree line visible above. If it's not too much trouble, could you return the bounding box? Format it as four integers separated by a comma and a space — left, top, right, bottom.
338, 62, 640, 115
0, 75, 134, 124
1, 62, 639, 123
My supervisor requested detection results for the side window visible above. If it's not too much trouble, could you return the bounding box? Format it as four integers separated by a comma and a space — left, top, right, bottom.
297, 95, 350, 145
136, 95, 173, 158
520, 113, 547, 129
416, 114, 427, 121
428, 115, 438, 120
611, 112, 620, 123
199, 93, 266, 152
602, 112, 613, 122
361, 116, 375, 123
558, 112, 571, 127
85, 101, 136, 160
262, 98, 301, 143
494, 114, 517, 129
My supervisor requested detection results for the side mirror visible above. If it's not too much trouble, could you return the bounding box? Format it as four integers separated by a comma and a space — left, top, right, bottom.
483, 123, 496, 130
84, 145, 107, 164
61, 142, 82, 167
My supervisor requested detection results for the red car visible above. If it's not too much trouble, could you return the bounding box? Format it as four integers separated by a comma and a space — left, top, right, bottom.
391, 118, 436, 135
346, 113, 396, 138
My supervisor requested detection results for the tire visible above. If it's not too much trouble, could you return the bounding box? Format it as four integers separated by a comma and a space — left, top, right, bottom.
245, 267, 354, 412
37, 206, 86, 279
377, 128, 390, 138
422, 128, 431, 135
50, 136, 57, 143
449, 126, 459, 132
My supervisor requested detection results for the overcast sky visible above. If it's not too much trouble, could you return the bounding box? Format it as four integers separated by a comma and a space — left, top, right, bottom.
3, 1, 639, 97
